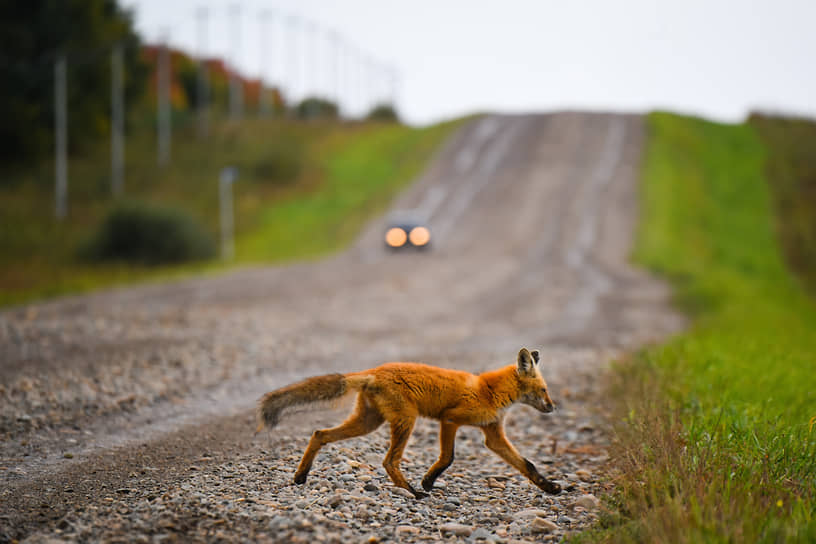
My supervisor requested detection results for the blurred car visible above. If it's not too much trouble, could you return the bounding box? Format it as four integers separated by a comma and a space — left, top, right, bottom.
384, 212, 432, 251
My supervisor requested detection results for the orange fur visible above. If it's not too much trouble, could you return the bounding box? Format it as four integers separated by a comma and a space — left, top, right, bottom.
256, 348, 561, 498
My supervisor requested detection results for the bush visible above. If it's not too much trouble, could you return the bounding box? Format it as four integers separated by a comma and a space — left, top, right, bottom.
80, 200, 215, 265
365, 103, 400, 123
293, 97, 338, 120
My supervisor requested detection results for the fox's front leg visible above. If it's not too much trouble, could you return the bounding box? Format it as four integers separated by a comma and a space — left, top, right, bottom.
421, 422, 459, 491
481, 422, 561, 494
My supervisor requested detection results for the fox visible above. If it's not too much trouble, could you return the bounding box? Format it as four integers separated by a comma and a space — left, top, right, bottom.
256, 347, 561, 498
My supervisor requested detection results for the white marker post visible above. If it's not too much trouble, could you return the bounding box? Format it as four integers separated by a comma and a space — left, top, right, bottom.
219, 167, 238, 260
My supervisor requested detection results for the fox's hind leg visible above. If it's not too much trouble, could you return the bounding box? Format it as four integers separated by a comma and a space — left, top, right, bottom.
421, 421, 459, 491
383, 416, 427, 499
293, 394, 383, 485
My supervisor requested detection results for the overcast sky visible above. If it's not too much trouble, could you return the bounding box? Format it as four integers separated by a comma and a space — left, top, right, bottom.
123, 0, 816, 126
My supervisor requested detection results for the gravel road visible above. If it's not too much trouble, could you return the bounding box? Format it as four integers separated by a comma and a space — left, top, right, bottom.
1, 112, 682, 543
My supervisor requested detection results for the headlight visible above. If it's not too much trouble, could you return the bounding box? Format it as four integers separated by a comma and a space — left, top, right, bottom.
385, 227, 408, 247
409, 226, 430, 246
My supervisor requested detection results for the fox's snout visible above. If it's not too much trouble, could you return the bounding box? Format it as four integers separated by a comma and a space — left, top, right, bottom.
523, 395, 555, 413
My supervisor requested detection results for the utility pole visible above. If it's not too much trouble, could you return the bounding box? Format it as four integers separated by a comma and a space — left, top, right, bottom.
389, 65, 400, 112
229, 4, 243, 122
259, 10, 273, 116
54, 54, 67, 220
196, 7, 209, 138
332, 32, 343, 117
369, 57, 381, 113
357, 48, 368, 118
355, 48, 366, 118
304, 20, 316, 118
328, 29, 340, 115
157, 32, 171, 166
285, 15, 300, 114
111, 44, 125, 196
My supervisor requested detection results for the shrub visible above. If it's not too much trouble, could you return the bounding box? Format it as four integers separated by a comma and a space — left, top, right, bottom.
293, 97, 338, 120
80, 200, 215, 265
366, 103, 400, 123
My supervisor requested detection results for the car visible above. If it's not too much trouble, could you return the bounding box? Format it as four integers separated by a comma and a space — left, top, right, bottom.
384, 212, 432, 251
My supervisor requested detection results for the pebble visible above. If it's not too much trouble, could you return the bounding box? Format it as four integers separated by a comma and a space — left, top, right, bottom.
486, 477, 505, 490
395, 525, 420, 536
575, 469, 592, 482
439, 522, 474, 537
469, 527, 494, 540
389, 487, 415, 499
514, 508, 550, 519
574, 494, 600, 510
530, 517, 558, 533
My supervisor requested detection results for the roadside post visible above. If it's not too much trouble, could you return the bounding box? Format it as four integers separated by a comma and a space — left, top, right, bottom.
219, 167, 238, 260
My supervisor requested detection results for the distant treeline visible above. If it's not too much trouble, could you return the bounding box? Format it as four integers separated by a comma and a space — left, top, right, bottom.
0, 1, 381, 171
0, 1, 145, 165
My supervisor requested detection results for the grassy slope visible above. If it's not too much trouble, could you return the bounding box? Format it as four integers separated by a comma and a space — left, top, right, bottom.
0, 117, 460, 306
749, 114, 816, 294
593, 113, 816, 542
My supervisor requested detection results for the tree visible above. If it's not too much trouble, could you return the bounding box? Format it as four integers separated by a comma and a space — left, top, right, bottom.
0, 1, 146, 168
293, 97, 339, 120
366, 103, 400, 123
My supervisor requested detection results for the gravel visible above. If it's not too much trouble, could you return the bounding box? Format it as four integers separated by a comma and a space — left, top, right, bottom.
0, 113, 684, 543
10, 348, 617, 543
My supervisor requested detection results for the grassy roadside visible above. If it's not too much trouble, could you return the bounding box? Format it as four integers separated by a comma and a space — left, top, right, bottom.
591, 113, 816, 542
0, 117, 461, 307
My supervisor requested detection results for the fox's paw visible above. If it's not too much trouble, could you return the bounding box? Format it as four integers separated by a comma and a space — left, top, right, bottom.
293, 472, 308, 485
542, 480, 562, 495
420, 478, 435, 492
412, 490, 429, 500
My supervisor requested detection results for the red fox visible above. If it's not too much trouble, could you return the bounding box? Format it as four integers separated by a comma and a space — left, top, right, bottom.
256, 348, 561, 498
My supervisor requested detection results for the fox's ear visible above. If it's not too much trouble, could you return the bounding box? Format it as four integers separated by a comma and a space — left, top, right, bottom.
531, 350, 540, 364
517, 348, 534, 374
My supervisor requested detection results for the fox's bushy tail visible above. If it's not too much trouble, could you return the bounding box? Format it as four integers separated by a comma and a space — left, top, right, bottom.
256, 373, 371, 432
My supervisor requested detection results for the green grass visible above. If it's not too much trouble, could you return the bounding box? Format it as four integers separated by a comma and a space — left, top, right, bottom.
0, 116, 462, 306
590, 113, 816, 542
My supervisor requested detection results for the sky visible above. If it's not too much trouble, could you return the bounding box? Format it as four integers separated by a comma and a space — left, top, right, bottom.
122, 0, 816, 126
